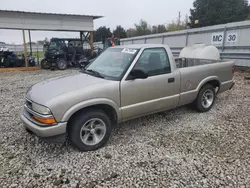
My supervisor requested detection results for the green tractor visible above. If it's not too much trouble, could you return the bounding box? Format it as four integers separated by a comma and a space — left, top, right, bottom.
41, 38, 96, 70
41, 37, 120, 70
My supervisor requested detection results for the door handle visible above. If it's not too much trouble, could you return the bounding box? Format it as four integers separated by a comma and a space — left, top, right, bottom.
168, 78, 175, 83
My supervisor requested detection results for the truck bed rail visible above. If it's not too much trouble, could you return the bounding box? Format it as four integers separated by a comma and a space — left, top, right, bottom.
175, 58, 227, 68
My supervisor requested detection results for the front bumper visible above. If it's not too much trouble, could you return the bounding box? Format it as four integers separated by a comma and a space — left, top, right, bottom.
20, 107, 67, 142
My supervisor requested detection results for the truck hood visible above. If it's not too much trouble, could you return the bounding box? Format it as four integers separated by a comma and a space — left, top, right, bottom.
26, 73, 109, 104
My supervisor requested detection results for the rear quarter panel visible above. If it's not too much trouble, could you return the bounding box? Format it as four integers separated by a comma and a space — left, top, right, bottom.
178, 60, 234, 106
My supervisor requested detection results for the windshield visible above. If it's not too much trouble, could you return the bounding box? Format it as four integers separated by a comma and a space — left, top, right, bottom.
48, 41, 59, 50
48, 40, 66, 50
85, 47, 139, 80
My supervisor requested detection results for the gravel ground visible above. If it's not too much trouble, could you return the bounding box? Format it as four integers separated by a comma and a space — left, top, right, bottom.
0, 69, 249, 188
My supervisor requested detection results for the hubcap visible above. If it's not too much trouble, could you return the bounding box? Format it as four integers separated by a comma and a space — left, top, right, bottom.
80, 118, 106, 146
201, 89, 214, 108
58, 61, 66, 69
90, 129, 95, 134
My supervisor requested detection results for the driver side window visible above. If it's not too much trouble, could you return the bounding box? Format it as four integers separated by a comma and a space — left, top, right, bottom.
134, 48, 171, 76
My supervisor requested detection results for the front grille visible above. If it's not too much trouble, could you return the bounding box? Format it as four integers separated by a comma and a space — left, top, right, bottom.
45, 53, 56, 59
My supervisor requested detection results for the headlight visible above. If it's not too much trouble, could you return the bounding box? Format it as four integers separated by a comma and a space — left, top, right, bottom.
31, 103, 51, 115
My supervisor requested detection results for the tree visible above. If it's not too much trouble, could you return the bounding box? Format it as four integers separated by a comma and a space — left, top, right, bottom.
134, 19, 152, 36
151, 25, 157, 34
113, 25, 127, 38
93, 26, 112, 42
157, 25, 168, 33
189, 0, 249, 28
151, 25, 167, 34
167, 22, 186, 32
126, 28, 136, 37
247, 4, 250, 20
165, 14, 188, 32
37, 37, 49, 45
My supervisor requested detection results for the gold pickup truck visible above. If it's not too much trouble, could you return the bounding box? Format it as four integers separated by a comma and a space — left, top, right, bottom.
20, 44, 235, 151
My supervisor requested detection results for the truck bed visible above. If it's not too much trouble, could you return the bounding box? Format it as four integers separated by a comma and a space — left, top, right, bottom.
175, 58, 235, 106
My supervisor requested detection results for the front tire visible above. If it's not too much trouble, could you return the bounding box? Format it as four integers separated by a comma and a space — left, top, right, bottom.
56, 59, 68, 70
68, 110, 112, 151
41, 59, 51, 69
194, 84, 215, 112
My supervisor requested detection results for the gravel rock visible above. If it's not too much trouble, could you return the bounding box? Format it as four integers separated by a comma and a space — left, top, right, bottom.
110, 172, 119, 179
53, 179, 62, 186
86, 182, 96, 188
10, 184, 18, 188
0, 69, 249, 187
33, 173, 40, 178
103, 153, 112, 159
244, 75, 250, 80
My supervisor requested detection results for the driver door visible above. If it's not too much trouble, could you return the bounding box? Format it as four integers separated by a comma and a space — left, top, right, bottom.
120, 47, 179, 121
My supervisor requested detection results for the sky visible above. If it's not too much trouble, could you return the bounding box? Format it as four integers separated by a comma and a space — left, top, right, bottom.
0, 0, 194, 44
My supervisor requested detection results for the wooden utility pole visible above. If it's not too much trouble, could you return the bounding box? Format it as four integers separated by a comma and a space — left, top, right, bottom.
22, 30, 28, 67
28, 30, 32, 55
178, 12, 181, 26
90, 31, 94, 56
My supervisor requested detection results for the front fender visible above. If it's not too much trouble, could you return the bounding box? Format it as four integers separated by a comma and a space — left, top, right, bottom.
60, 98, 121, 122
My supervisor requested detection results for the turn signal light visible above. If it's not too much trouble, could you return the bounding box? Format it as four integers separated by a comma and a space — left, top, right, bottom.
33, 115, 56, 124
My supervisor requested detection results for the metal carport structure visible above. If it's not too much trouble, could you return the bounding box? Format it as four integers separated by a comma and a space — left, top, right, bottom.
0, 10, 103, 66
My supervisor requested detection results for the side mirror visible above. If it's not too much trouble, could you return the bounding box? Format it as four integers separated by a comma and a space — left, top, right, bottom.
128, 69, 148, 80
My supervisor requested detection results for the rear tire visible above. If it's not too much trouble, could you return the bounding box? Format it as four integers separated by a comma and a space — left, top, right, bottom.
68, 110, 112, 152
41, 59, 51, 69
194, 84, 215, 112
56, 59, 68, 70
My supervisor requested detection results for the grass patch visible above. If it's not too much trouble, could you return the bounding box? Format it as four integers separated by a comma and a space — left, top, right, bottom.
32, 51, 44, 59
16, 51, 44, 59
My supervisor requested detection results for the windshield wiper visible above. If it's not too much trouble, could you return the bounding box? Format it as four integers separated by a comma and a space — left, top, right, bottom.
82, 69, 104, 78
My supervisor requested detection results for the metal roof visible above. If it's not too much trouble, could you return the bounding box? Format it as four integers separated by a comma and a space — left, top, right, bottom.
0, 9, 103, 20
0, 9, 103, 31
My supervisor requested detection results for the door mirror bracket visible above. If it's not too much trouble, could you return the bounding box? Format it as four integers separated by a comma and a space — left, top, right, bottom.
127, 69, 148, 80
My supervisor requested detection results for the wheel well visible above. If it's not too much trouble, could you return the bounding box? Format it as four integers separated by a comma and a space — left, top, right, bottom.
206, 80, 220, 88
67, 104, 118, 132
200, 80, 220, 94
